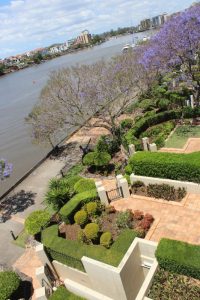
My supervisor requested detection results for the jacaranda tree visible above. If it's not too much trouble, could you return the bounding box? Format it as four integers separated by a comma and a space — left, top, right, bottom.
141, 3, 200, 101
0, 158, 13, 180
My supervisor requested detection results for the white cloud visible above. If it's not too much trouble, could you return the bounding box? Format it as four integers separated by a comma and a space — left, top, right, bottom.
0, 0, 195, 57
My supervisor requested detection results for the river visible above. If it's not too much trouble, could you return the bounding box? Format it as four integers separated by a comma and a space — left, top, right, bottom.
0, 32, 152, 197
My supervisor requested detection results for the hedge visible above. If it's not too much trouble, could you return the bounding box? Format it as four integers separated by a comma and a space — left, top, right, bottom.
42, 225, 138, 272
59, 189, 98, 223
125, 110, 182, 143
25, 210, 51, 235
83, 151, 111, 167
156, 238, 200, 279
127, 151, 200, 183
0, 271, 21, 300
74, 178, 96, 194
49, 286, 85, 300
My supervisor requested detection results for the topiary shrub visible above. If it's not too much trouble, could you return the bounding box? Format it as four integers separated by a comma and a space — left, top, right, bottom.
74, 178, 96, 194
85, 202, 98, 216
100, 232, 112, 248
84, 223, 99, 241
25, 210, 51, 235
83, 151, 111, 168
59, 189, 98, 223
74, 210, 88, 226
0, 271, 21, 300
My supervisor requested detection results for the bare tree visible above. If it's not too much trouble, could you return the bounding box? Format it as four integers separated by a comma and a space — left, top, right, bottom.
26, 52, 153, 146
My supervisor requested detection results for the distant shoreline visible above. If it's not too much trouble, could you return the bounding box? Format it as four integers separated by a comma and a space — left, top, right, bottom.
0, 29, 155, 78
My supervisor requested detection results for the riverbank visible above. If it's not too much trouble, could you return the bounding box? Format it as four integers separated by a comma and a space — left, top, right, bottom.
0, 42, 104, 77
0, 31, 152, 198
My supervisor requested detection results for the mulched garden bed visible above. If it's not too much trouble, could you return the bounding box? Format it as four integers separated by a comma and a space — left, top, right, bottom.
58, 207, 154, 242
132, 182, 186, 202
148, 268, 200, 300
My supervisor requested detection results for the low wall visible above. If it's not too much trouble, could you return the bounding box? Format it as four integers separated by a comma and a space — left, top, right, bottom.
45, 239, 158, 300
130, 174, 200, 194
52, 260, 91, 289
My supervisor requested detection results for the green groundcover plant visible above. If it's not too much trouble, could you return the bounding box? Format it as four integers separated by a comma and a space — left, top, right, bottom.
25, 210, 51, 235
49, 286, 85, 300
0, 271, 20, 300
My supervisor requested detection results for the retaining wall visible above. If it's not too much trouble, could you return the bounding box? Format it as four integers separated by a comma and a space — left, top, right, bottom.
130, 174, 200, 194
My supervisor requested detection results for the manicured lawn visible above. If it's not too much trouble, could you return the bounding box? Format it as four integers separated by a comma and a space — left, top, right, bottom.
13, 230, 30, 248
165, 125, 200, 148
49, 286, 86, 300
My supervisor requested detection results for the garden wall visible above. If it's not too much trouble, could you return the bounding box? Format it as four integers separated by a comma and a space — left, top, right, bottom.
52, 261, 91, 288
64, 238, 158, 300
130, 174, 200, 194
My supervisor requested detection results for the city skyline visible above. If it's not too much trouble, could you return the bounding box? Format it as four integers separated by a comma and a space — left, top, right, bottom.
0, 0, 197, 58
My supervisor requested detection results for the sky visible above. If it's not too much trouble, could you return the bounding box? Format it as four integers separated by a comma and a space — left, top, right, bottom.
0, 0, 196, 58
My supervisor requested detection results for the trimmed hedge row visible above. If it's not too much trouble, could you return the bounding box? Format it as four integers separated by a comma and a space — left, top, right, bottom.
156, 238, 200, 279
126, 151, 200, 183
74, 178, 96, 194
59, 189, 98, 223
125, 110, 182, 146
42, 225, 138, 272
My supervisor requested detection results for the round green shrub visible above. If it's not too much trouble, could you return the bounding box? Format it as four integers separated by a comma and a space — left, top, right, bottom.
0, 271, 20, 300
25, 210, 51, 235
85, 202, 98, 215
74, 210, 88, 226
100, 232, 112, 248
74, 178, 96, 194
83, 151, 111, 167
84, 223, 99, 240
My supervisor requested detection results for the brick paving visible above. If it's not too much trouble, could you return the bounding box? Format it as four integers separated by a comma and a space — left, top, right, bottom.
13, 248, 42, 300
113, 193, 200, 245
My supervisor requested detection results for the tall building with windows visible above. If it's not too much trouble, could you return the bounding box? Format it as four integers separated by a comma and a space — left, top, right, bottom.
76, 30, 91, 45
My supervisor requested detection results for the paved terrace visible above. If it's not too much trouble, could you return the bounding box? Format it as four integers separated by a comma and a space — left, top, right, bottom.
113, 193, 200, 245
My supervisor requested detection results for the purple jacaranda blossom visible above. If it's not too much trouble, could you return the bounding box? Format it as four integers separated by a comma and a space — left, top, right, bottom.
140, 4, 200, 71
0, 158, 13, 180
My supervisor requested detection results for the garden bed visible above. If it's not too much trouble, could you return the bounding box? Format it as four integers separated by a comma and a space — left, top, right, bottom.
131, 181, 186, 202
148, 268, 200, 300
58, 203, 154, 245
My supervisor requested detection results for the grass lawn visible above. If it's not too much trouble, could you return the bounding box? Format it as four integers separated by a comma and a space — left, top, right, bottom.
165, 125, 200, 148
13, 230, 30, 248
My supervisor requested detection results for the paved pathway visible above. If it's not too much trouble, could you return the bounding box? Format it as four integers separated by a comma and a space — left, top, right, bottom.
0, 158, 65, 267
113, 193, 200, 245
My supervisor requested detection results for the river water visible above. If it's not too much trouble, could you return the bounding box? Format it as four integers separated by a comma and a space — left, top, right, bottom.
0, 32, 152, 196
